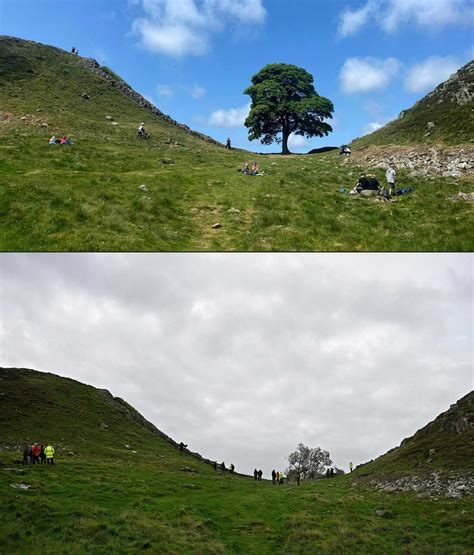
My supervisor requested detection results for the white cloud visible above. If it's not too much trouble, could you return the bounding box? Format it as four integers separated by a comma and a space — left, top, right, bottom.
156, 83, 174, 97
405, 56, 461, 93
363, 121, 383, 135
208, 102, 250, 127
338, 0, 376, 37
338, 0, 474, 37
340, 57, 401, 94
188, 85, 206, 99
288, 133, 309, 150
131, 0, 266, 57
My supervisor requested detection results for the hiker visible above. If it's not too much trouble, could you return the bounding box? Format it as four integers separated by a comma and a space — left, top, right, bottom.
349, 462, 353, 473
230, 463, 235, 474
257, 469, 263, 481
340, 145, 351, 156
137, 121, 148, 138
179, 442, 188, 451
279, 472, 285, 485
254, 468, 258, 481
31, 443, 41, 464
326, 468, 331, 479
386, 164, 396, 196
22, 445, 30, 465
44, 444, 55, 465
40, 445, 47, 464
276, 471, 280, 483
272, 469, 276, 485
213, 461, 217, 471
226, 138, 231, 150
221, 461, 226, 471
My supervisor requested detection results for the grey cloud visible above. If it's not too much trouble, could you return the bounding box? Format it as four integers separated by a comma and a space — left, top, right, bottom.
1, 253, 472, 476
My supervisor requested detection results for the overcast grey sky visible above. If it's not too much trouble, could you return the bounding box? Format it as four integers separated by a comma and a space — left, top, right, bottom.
1, 254, 472, 475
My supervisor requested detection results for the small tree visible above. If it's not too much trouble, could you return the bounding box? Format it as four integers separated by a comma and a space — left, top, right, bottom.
244, 63, 334, 154
286, 443, 332, 483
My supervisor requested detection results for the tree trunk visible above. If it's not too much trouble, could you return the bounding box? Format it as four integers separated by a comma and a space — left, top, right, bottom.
281, 121, 290, 155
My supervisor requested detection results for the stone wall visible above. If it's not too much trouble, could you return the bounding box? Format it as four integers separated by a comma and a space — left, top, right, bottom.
349, 145, 474, 177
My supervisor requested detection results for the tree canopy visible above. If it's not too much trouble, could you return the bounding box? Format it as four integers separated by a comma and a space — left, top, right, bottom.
244, 63, 334, 154
286, 443, 332, 482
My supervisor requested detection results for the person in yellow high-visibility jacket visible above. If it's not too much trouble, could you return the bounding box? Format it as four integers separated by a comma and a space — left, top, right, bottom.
44, 444, 55, 465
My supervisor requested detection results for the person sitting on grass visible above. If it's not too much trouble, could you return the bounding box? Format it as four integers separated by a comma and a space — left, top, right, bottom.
251, 162, 259, 175
240, 163, 250, 174
353, 174, 380, 194
49, 136, 59, 144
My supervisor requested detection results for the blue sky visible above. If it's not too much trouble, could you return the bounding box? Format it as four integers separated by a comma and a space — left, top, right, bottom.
1, 0, 473, 152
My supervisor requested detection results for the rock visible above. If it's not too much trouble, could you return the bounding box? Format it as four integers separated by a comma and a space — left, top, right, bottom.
376, 509, 394, 519
124, 444, 131, 449
429, 448, 436, 457
21, 116, 27, 121
66, 451, 75, 456
427, 121, 435, 129
112, 122, 118, 126
41, 122, 48, 127
212, 223, 222, 229
138, 184, 149, 192
11, 483, 32, 490
360, 190, 378, 196
181, 467, 197, 473
105, 115, 114, 120
227, 207, 240, 214
80, 93, 90, 100
100, 422, 108, 430
132, 450, 138, 454
4, 468, 25, 474
161, 159, 175, 165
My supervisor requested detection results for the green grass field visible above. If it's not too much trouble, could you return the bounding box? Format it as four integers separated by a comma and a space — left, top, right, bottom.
1, 36, 473, 251
1, 368, 473, 554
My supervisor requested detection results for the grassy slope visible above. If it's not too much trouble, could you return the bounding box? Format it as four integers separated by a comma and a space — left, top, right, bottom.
352, 62, 474, 148
354, 393, 474, 477
1, 368, 473, 554
0, 36, 473, 252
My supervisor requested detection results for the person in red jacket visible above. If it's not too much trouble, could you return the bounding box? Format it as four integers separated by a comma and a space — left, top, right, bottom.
31, 443, 41, 464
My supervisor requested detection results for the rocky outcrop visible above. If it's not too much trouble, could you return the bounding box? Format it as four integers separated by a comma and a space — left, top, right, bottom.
349, 145, 474, 177
369, 471, 474, 499
421, 61, 474, 107
77, 57, 223, 148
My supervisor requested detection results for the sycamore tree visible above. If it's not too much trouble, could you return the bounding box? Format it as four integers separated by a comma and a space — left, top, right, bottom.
286, 443, 332, 483
244, 63, 334, 155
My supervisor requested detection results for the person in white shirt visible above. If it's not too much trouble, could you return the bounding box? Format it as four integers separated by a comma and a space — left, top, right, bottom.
386, 164, 396, 196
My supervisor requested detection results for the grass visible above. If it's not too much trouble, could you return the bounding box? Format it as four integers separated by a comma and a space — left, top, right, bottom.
1, 368, 473, 553
1, 36, 473, 251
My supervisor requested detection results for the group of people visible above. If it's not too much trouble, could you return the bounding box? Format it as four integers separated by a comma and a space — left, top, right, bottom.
71, 46, 79, 55
340, 145, 351, 156
254, 468, 263, 481
352, 164, 400, 199
49, 135, 73, 145
22, 443, 55, 465
271, 470, 287, 484
240, 162, 264, 176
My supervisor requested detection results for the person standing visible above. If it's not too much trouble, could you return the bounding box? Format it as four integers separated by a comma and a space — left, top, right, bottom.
349, 462, 353, 473
226, 138, 231, 150
31, 443, 41, 464
386, 164, 396, 196
44, 444, 55, 465
254, 468, 258, 481
271, 469, 276, 485
22, 445, 30, 465
230, 463, 235, 474
257, 469, 262, 481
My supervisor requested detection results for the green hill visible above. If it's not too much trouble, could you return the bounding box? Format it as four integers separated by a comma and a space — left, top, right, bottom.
352, 61, 474, 148
1, 367, 473, 553
0, 36, 473, 251
355, 392, 474, 476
